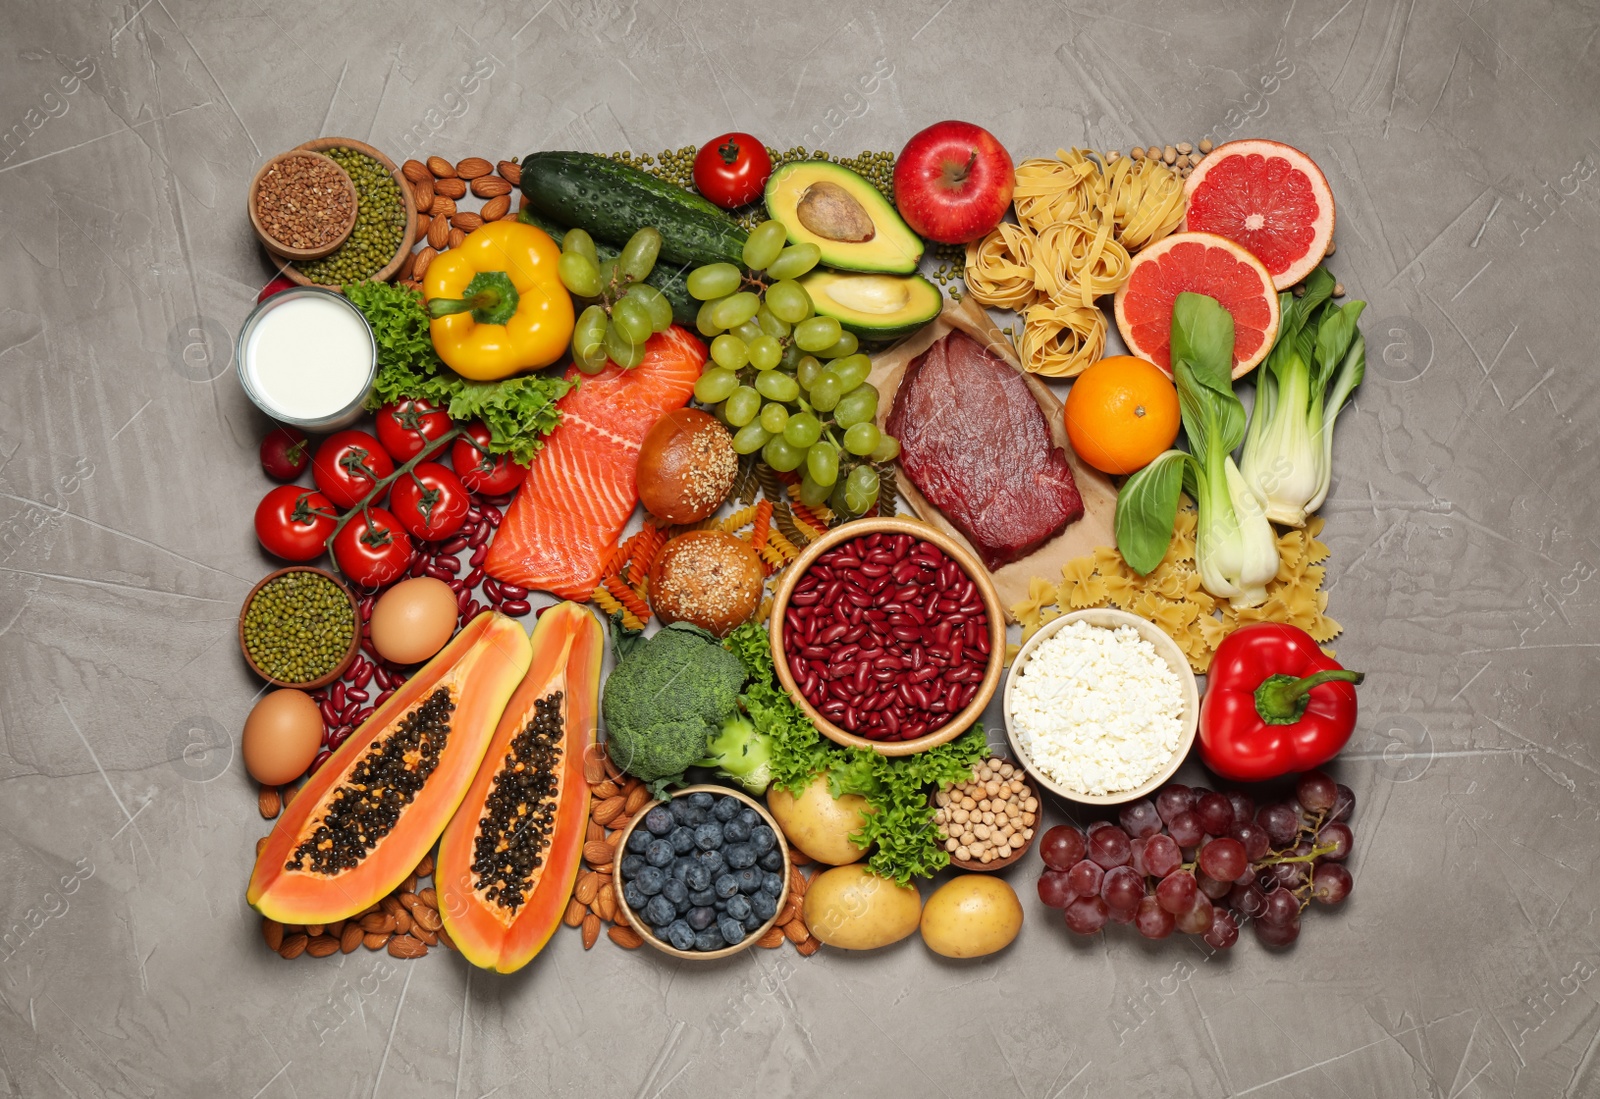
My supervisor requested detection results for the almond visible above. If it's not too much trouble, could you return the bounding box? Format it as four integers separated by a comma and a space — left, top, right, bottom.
586, 821, 605, 843
481, 195, 512, 222
574, 872, 600, 906
306, 924, 324, 938
583, 840, 615, 866
594, 779, 620, 800
591, 796, 626, 826
415, 212, 432, 237
595, 883, 617, 923
413, 924, 439, 946
426, 155, 457, 179
777, 898, 802, 926
757, 926, 785, 948
607, 925, 643, 949
413, 905, 441, 932
401, 874, 418, 895
621, 776, 644, 796
788, 848, 812, 867
258, 785, 281, 818
413, 246, 438, 279
796, 936, 821, 956
261, 918, 284, 952
437, 926, 457, 952
340, 924, 364, 953
280, 923, 304, 935
396, 250, 417, 282
434, 177, 467, 200
394, 909, 413, 936
282, 782, 299, 806
609, 816, 631, 834
411, 178, 434, 213
255, 836, 268, 857
583, 751, 607, 785
419, 887, 438, 909
399, 891, 421, 911
363, 932, 390, 950
456, 156, 492, 179
564, 897, 586, 928
361, 913, 396, 934
427, 217, 449, 250
388, 934, 428, 959
278, 933, 309, 960
581, 913, 601, 950
306, 935, 340, 958
402, 159, 430, 184
328, 920, 344, 938
429, 196, 456, 218
590, 862, 614, 877
783, 920, 809, 944
414, 853, 434, 878
496, 160, 522, 186
448, 228, 466, 250
624, 785, 650, 815
451, 212, 483, 233
471, 175, 512, 199
790, 866, 807, 897
380, 896, 405, 919
604, 753, 624, 781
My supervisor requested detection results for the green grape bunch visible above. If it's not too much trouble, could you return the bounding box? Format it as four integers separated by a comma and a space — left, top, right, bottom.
556, 226, 676, 372
688, 220, 901, 519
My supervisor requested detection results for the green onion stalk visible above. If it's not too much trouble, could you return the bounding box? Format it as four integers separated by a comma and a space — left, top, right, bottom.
1239, 268, 1367, 528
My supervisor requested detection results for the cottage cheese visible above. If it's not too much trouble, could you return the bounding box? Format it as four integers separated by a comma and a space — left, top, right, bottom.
1009, 620, 1185, 795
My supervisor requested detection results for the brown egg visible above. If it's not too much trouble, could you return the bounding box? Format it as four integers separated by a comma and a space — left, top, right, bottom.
369, 577, 458, 665
242, 689, 324, 786
636, 409, 738, 524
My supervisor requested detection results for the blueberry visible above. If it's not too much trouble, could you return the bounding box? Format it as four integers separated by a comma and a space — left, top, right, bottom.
666, 920, 696, 951
669, 798, 696, 824
685, 863, 712, 892
750, 825, 777, 854
717, 915, 746, 944
713, 797, 740, 822
694, 927, 725, 952
689, 888, 717, 907
670, 826, 697, 855
688, 792, 715, 810
620, 853, 646, 878
759, 848, 785, 872
623, 881, 647, 911
715, 873, 741, 899
695, 849, 726, 876
724, 844, 756, 869
751, 891, 778, 921
742, 912, 762, 932
694, 822, 724, 850
627, 829, 652, 853
725, 894, 752, 921
723, 817, 751, 843
714, 898, 727, 911
672, 860, 694, 883
738, 807, 759, 826
634, 865, 666, 896
687, 905, 717, 931
645, 839, 674, 867
661, 877, 689, 909
645, 806, 674, 835
644, 894, 676, 926
735, 867, 762, 894
761, 872, 784, 896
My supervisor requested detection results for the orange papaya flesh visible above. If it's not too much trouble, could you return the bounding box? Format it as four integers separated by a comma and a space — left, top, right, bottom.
437, 601, 602, 972
248, 613, 532, 925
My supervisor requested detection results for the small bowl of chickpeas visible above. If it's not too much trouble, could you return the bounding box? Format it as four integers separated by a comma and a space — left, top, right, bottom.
931, 757, 1041, 872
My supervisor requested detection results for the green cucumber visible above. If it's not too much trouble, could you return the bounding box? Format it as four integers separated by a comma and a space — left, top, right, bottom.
518, 208, 697, 327
518, 152, 747, 269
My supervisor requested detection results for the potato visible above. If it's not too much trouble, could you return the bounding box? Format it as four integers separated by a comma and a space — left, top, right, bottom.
767, 773, 871, 865
919, 875, 1023, 959
803, 865, 922, 950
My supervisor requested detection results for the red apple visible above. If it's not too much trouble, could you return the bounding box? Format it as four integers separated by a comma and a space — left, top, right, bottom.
892, 121, 1014, 244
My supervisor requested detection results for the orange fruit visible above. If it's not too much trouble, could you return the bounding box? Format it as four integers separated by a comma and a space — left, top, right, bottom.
1063, 355, 1181, 475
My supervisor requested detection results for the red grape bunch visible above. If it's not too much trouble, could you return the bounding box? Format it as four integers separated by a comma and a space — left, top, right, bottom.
1035, 771, 1355, 950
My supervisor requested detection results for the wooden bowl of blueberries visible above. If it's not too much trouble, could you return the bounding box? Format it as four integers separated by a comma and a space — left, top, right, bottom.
612, 784, 792, 960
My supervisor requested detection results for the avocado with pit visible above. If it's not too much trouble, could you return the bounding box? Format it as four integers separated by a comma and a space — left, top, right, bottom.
798, 270, 942, 341
765, 162, 924, 274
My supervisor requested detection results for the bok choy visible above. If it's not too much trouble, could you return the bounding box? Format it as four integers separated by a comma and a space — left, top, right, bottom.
1239, 268, 1367, 527
1114, 293, 1279, 608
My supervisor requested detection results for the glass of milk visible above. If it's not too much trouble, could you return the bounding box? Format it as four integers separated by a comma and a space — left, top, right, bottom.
236, 286, 377, 431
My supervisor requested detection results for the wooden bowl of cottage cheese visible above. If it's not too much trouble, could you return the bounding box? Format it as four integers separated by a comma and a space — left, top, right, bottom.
1002, 609, 1199, 806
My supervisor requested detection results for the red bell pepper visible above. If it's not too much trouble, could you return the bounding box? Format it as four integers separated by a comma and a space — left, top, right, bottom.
1198, 623, 1362, 782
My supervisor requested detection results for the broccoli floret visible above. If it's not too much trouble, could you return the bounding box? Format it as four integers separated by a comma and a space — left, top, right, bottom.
698, 713, 774, 796
601, 622, 746, 792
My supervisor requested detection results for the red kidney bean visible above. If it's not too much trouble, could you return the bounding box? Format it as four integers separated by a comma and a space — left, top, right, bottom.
456, 587, 472, 613
469, 524, 492, 548
408, 555, 428, 578
465, 505, 483, 523
498, 582, 527, 599
470, 545, 489, 568
501, 599, 531, 616
464, 599, 482, 619
346, 687, 369, 703
319, 698, 340, 726
464, 567, 485, 589
438, 535, 470, 555
432, 555, 461, 574
481, 506, 502, 527
358, 596, 376, 621
424, 563, 453, 582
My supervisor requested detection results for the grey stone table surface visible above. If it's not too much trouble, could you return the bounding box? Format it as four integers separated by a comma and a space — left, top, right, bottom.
2, 1, 1597, 1096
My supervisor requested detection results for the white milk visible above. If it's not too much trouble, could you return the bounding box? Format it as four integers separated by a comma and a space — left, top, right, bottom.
243, 293, 373, 424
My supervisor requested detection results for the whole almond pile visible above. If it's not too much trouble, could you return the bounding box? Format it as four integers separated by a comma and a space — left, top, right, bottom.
396, 155, 522, 290
257, 845, 449, 961
568, 748, 820, 955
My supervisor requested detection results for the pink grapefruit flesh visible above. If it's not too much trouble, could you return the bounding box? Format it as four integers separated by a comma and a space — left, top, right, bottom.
1112, 231, 1280, 379
1181, 139, 1334, 291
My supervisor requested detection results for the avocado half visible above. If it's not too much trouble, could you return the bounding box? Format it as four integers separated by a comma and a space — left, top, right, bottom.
765, 162, 924, 274
799, 270, 942, 341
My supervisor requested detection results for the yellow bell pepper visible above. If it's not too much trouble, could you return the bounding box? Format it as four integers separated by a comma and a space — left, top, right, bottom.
423, 221, 574, 381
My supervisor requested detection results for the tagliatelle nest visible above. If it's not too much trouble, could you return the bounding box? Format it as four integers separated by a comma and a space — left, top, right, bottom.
1010, 507, 1340, 674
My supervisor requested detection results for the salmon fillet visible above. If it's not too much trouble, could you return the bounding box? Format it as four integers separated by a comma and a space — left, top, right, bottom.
485, 326, 704, 599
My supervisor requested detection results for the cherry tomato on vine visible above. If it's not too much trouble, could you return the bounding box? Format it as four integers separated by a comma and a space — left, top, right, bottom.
254, 486, 336, 561
332, 507, 413, 588
374, 398, 454, 463
389, 462, 470, 541
259, 426, 311, 482
450, 422, 526, 495
693, 133, 773, 209
312, 430, 394, 509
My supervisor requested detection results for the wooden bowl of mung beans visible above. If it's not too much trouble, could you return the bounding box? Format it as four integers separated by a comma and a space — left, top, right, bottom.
238, 567, 360, 689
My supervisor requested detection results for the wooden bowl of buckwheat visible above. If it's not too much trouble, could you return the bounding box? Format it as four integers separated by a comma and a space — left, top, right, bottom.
931, 756, 1040, 872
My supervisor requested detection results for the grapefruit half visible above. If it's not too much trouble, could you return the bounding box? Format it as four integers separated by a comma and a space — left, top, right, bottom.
1181, 139, 1334, 290
1112, 232, 1280, 379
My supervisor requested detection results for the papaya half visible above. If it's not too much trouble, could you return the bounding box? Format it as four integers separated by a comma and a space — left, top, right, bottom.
248, 613, 532, 925
436, 601, 602, 972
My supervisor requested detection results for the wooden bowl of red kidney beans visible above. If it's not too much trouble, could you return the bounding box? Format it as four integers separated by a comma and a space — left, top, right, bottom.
770, 517, 1006, 757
